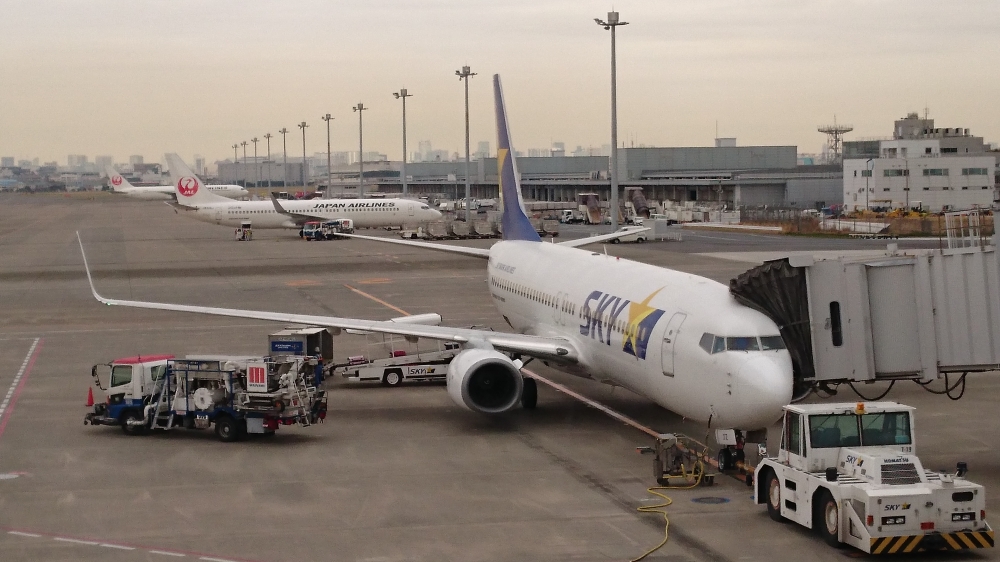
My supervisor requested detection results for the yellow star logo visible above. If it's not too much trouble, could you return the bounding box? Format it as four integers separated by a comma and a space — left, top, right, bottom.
623, 287, 665, 354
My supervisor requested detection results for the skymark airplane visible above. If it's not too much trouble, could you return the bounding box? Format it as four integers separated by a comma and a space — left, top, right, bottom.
163, 154, 442, 230
105, 166, 247, 201
79, 75, 792, 438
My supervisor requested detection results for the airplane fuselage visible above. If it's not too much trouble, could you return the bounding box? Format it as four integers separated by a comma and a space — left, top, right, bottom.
486, 241, 793, 429
186, 199, 441, 229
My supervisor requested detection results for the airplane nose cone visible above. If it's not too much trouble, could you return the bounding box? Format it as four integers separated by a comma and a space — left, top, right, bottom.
432, 209, 443, 220
731, 356, 793, 429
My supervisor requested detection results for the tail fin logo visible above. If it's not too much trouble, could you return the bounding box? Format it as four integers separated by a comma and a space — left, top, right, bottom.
110, 175, 123, 187
177, 177, 199, 197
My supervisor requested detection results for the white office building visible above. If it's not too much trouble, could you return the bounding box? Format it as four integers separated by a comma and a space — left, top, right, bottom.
844, 139, 995, 212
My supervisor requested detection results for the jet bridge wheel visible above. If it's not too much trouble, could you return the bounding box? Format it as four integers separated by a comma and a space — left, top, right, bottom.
814, 488, 842, 547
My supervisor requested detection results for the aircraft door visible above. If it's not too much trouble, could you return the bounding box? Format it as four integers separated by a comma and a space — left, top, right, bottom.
408, 203, 414, 216
660, 313, 687, 376
553, 291, 563, 324
214, 209, 224, 222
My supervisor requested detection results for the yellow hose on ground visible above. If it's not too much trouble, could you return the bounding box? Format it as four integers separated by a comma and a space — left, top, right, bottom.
630, 461, 705, 562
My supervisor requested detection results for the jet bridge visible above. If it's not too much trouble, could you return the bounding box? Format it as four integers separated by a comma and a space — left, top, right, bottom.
731, 211, 1000, 395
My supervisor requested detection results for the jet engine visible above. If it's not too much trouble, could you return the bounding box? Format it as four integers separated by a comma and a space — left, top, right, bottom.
446, 349, 523, 414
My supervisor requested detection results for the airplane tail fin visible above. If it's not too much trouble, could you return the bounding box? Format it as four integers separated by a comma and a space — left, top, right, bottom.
494, 75, 541, 242
105, 166, 134, 192
164, 153, 229, 206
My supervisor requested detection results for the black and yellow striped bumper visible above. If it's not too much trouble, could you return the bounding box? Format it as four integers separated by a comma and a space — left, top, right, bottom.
870, 528, 994, 554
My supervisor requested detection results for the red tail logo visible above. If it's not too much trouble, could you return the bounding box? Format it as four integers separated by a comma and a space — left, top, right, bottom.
111, 175, 123, 186
177, 176, 199, 197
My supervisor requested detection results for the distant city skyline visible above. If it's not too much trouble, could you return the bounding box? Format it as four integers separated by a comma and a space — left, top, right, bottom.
1, 1, 998, 164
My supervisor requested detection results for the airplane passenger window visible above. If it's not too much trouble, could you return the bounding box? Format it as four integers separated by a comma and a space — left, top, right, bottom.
699, 333, 714, 353
726, 337, 760, 351
760, 336, 786, 350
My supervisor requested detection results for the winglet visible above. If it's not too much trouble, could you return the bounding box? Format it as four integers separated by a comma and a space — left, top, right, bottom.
76, 232, 112, 306
494, 75, 541, 242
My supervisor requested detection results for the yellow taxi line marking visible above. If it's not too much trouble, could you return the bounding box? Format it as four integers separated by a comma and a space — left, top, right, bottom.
343, 284, 410, 316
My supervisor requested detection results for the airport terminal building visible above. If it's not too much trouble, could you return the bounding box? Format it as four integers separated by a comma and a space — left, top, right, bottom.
258, 144, 844, 210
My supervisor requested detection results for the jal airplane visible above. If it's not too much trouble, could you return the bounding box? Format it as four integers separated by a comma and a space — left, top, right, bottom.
79, 75, 793, 439
105, 167, 247, 201
163, 154, 442, 230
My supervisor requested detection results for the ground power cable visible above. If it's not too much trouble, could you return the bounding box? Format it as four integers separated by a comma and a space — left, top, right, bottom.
630, 459, 705, 562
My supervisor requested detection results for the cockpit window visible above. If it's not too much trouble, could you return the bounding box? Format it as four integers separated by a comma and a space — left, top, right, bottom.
420, 205, 430, 210
726, 336, 760, 352
712, 336, 726, 354
699, 333, 714, 353
760, 336, 786, 351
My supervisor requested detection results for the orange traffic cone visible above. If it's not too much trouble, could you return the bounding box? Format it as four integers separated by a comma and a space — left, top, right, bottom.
86, 387, 94, 407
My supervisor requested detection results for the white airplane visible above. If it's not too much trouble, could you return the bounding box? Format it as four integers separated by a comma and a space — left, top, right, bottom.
105, 166, 248, 201
162, 154, 442, 230
79, 75, 792, 446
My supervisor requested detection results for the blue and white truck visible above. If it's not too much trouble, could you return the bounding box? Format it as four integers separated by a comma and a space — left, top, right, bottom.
85, 355, 327, 442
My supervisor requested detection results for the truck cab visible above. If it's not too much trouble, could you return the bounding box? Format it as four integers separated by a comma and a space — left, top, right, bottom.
755, 402, 993, 553
90, 355, 174, 432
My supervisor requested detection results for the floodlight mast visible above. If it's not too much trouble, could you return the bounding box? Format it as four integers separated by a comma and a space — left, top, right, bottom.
394, 89, 413, 197
456, 66, 476, 223
263, 133, 273, 189
353, 103, 368, 197
595, 11, 628, 232
322, 114, 334, 195
297, 122, 308, 188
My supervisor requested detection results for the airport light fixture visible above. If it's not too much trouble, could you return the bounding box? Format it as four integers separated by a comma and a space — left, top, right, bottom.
278, 127, 289, 188
297, 122, 308, 188
322, 113, 334, 195
353, 103, 368, 197
240, 141, 248, 188
393, 88, 413, 197
455, 66, 476, 223
263, 133, 273, 189
251, 137, 259, 188
232, 143, 239, 185
594, 11, 628, 232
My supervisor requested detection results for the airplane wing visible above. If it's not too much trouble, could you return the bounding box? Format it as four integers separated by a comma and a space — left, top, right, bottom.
339, 232, 491, 259
557, 227, 652, 248
78, 233, 574, 362
269, 192, 325, 224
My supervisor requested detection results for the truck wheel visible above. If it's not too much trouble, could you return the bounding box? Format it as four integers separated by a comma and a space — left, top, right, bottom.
814, 488, 842, 547
611, 238, 620, 244
120, 410, 147, 436
765, 470, 785, 522
215, 416, 240, 442
717, 448, 732, 470
382, 369, 403, 387
521, 378, 537, 409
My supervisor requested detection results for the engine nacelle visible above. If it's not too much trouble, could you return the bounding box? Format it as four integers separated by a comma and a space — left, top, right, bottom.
446, 349, 523, 414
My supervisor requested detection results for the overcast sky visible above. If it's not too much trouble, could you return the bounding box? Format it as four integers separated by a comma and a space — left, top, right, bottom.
1, 0, 998, 165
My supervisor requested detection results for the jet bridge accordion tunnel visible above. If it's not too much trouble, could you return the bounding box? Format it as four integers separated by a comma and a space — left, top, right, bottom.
730, 243, 1000, 397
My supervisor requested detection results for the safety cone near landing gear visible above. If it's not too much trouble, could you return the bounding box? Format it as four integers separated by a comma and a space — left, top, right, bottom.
86, 387, 94, 407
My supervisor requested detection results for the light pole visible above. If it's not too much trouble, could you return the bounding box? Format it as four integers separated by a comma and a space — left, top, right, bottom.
297, 121, 308, 188
251, 137, 259, 188
263, 133, 273, 189
456, 66, 476, 223
393, 88, 413, 197
232, 143, 238, 185
595, 11, 628, 232
322, 113, 334, 194
353, 103, 367, 197
278, 128, 289, 188
866, 157, 873, 211
240, 141, 248, 188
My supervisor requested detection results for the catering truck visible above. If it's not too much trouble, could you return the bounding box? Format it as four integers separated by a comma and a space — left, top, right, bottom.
754, 401, 993, 553
85, 355, 327, 441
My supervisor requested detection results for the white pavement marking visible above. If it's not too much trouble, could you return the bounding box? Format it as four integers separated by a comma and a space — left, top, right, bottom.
150, 551, 187, 557
8, 531, 41, 537
100, 543, 136, 550
53, 537, 99, 545
200, 557, 238, 562
0, 338, 40, 440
